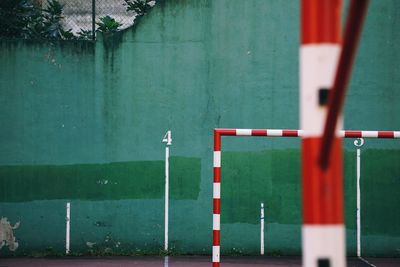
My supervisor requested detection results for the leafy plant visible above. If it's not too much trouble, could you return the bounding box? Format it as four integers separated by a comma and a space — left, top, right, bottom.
41, 0, 64, 39
77, 29, 93, 40
1, 0, 157, 40
0, 0, 75, 40
124, 0, 154, 17
0, 0, 40, 38
96, 16, 122, 33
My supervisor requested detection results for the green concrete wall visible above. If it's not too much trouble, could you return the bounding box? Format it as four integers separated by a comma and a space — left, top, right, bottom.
1, 0, 400, 257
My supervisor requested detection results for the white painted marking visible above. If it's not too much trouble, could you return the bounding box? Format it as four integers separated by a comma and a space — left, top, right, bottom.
214, 151, 221, 168
164, 256, 169, 267
302, 225, 345, 267
66, 202, 70, 255
361, 131, 378, 138
359, 256, 378, 267
300, 45, 342, 137
267, 130, 283, 136
394, 132, 400, 138
213, 183, 221, 199
212, 246, 220, 262
213, 214, 220, 230
236, 129, 252, 136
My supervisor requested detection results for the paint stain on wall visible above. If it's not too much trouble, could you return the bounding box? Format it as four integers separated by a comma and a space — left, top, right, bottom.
0, 157, 201, 202
0, 217, 20, 251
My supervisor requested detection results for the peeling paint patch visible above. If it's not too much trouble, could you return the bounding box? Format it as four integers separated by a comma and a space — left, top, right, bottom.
0, 217, 20, 251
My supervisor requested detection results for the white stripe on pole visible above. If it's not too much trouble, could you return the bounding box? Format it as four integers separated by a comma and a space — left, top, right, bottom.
267, 130, 283, 136
214, 151, 221, 167
66, 202, 70, 255
236, 129, 252, 136
395, 132, 400, 138
361, 131, 378, 138
261, 202, 264, 255
302, 225, 345, 267
213, 214, 220, 230
300, 45, 341, 137
212, 246, 220, 262
213, 183, 221, 199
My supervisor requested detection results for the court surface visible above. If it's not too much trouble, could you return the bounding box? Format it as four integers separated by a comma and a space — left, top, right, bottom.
1, 256, 400, 267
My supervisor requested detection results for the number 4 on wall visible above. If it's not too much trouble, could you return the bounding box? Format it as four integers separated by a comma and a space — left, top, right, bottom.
162, 130, 172, 146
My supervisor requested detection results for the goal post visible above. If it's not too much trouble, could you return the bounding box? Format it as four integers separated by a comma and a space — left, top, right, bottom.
212, 128, 400, 267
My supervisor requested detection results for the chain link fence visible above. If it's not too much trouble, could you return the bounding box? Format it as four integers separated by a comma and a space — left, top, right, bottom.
0, 0, 155, 40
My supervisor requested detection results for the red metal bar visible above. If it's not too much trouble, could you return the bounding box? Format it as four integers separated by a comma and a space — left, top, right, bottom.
301, 0, 342, 44
319, 0, 370, 170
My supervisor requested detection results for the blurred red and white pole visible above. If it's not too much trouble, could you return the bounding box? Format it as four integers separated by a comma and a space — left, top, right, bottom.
301, 1, 345, 267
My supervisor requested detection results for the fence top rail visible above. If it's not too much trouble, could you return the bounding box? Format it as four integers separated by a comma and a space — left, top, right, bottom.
214, 128, 400, 139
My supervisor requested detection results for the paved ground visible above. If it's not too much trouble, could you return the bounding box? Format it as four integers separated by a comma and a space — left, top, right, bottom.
0, 256, 399, 267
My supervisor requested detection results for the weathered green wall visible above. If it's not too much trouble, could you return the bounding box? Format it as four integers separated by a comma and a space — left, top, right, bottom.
1, 0, 400, 257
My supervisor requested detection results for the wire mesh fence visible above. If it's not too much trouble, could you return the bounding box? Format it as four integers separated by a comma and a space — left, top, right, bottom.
0, 0, 155, 40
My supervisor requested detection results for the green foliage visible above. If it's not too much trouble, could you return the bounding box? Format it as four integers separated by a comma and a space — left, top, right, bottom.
124, 0, 153, 17
0, 0, 74, 40
77, 29, 94, 40
41, 0, 65, 39
96, 16, 122, 33
0, 0, 40, 38
0, 0, 157, 40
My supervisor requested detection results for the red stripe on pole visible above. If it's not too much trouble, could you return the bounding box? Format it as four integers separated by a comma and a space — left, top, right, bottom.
252, 129, 268, 136
213, 168, 221, 183
378, 131, 394, 138
213, 230, 220, 246
215, 128, 237, 136
301, 0, 342, 44
283, 130, 299, 137
213, 199, 220, 214
213, 263, 220, 267
214, 131, 221, 151
303, 137, 344, 224
345, 131, 362, 138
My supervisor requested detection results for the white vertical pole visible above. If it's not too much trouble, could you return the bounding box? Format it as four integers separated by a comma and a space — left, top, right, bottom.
66, 202, 70, 255
354, 138, 364, 258
162, 130, 172, 252
357, 147, 361, 257
165, 145, 169, 251
261, 202, 264, 255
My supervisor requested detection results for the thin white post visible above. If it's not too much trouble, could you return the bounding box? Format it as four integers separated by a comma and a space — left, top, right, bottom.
66, 202, 70, 255
354, 138, 364, 258
260, 202, 264, 255
162, 130, 172, 251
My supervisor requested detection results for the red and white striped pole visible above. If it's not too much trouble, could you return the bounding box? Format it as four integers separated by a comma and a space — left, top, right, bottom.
213, 130, 221, 267
213, 129, 235, 267
301, 1, 344, 267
